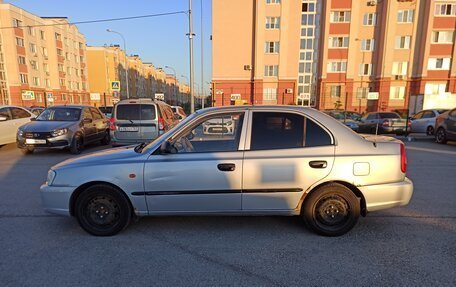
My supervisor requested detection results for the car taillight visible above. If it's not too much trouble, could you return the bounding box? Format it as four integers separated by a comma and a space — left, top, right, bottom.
158, 117, 164, 131
109, 117, 116, 131
400, 143, 407, 173
382, 119, 391, 127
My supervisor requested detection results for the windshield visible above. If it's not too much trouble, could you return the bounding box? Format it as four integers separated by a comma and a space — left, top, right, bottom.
140, 112, 198, 153
37, 108, 81, 121
379, 113, 401, 119
116, 104, 156, 120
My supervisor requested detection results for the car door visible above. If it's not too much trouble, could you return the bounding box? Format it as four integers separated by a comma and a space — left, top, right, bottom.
0, 107, 14, 145
82, 108, 96, 143
410, 111, 423, 133
242, 110, 335, 210
89, 107, 106, 140
422, 111, 436, 131
447, 109, 456, 139
143, 111, 247, 212
9, 107, 33, 142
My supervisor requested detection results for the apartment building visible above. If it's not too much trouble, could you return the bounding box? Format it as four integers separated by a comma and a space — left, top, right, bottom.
0, 2, 89, 106
318, 0, 456, 113
212, 0, 302, 106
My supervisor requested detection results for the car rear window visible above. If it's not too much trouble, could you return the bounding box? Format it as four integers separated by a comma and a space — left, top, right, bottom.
116, 104, 156, 120
379, 113, 400, 119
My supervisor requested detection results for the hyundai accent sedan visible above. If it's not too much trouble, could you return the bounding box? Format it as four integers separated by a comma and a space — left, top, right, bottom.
41, 106, 413, 237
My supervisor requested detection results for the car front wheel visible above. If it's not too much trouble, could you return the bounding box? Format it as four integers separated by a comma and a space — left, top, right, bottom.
302, 183, 360, 236
70, 135, 83, 154
75, 184, 132, 236
100, 130, 111, 145
426, 126, 434, 136
435, 128, 447, 144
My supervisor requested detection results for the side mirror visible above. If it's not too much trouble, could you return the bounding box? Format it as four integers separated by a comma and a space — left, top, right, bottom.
83, 118, 93, 124
160, 140, 177, 154
0, 116, 7, 121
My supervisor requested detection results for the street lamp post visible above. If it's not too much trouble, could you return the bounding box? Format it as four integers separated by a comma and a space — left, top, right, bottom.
164, 65, 177, 105
107, 29, 129, 99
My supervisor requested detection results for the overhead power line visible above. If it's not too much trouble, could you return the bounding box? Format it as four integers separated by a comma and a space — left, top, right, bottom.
0, 10, 188, 29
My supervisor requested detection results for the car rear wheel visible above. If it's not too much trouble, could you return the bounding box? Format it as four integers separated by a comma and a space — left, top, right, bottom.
100, 130, 111, 145
75, 184, 131, 236
21, 146, 34, 155
70, 135, 83, 154
435, 128, 447, 144
302, 183, 360, 236
426, 126, 434, 136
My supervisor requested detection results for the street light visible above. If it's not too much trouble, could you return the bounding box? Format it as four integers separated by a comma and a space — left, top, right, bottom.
164, 65, 177, 105
106, 29, 129, 99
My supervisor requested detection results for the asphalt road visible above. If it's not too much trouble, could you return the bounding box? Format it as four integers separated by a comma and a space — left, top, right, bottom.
0, 138, 455, 287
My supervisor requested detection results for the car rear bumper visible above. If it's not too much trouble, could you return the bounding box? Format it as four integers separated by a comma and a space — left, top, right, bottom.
359, 177, 413, 212
40, 184, 76, 216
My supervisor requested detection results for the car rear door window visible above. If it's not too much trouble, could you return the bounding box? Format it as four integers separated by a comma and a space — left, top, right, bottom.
422, 111, 434, 118
379, 113, 400, 119
412, 112, 423, 120
0, 107, 11, 120
83, 108, 93, 121
305, 119, 332, 147
366, 114, 378, 120
11, 107, 30, 119
116, 104, 156, 120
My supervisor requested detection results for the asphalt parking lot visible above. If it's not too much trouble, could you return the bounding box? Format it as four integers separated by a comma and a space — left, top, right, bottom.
0, 138, 455, 286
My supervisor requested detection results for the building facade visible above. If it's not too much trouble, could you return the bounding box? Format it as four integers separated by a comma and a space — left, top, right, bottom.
0, 2, 89, 107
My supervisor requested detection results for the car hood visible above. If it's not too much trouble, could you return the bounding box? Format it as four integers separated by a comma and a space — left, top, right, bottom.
20, 121, 75, 132
52, 145, 143, 170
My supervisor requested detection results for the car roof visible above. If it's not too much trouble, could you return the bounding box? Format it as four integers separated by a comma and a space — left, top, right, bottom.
46, 105, 91, 109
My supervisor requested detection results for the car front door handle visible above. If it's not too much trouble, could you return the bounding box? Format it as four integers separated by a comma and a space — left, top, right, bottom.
309, 161, 327, 169
217, 163, 235, 172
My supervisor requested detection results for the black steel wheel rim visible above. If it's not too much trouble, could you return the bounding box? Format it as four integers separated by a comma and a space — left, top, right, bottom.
437, 129, 445, 141
84, 195, 120, 227
314, 195, 350, 227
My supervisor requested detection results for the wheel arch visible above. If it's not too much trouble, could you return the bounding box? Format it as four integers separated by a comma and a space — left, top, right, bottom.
299, 180, 367, 217
69, 181, 133, 217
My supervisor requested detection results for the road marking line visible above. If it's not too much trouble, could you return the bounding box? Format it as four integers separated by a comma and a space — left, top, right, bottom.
406, 146, 456, 155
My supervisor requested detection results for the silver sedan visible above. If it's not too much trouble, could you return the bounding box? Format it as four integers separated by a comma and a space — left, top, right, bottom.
41, 106, 413, 236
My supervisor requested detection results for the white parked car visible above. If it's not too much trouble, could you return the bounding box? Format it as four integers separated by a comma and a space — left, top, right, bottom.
409, 109, 448, 135
0, 105, 34, 147
41, 106, 413, 237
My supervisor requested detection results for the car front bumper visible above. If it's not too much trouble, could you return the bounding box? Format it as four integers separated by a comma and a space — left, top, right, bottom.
40, 183, 76, 216
17, 134, 71, 149
359, 177, 413, 212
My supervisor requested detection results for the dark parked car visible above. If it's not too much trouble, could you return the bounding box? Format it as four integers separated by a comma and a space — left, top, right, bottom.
323, 110, 362, 132
358, 112, 408, 135
435, 108, 456, 144
98, 106, 113, 118
17, 105, 110, 154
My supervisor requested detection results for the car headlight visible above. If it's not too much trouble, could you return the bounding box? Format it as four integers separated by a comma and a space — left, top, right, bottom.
47, 169, 56, 186
17, 129, 24, 137
51, 128, 68, 137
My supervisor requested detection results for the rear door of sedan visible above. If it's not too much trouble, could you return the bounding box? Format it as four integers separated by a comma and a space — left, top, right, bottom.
241, 109, 335, 211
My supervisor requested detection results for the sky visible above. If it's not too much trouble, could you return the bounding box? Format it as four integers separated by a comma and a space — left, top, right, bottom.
6, 0, 212, 94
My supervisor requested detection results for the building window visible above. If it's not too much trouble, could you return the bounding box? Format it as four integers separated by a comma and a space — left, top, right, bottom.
392, 62, 408, 76
58, 64, 64, 72
20, 74, 28, 84
263, 88, 277, 100
61, 93, 67, 101
75, 68, 80, 76
30, 60, 38, 70
330, 11, 351, 23
300, 39, 313, 49
432, 31, 455, 43
329, 36, 349, 48
16, 37, 24, 47
266, 0, 281, 4
36, 93, 43, 103
330, 86, 341, 97
55, 33, 61, 41
41, 47, 48, 57
390, 86, 405, 100
264, 65, 279, 77
82, 82, 87, 90
29, 43, 37, 53
397, 10, 414, 23
428, 58, 451, 70
57, 49, 63, 56
45, 79, 51, 88
59, 79, 65, 86
40, 30, 46, 40
79, 42, 84, 49
299, 63, 312, 73
359, 64, 372, 76
302, 2, 315, 12
18, 56, 26, 65
13, 18, 23, 28
266, 17, 280, 29
425, 83, 446, 95
327, 62, 347, 73
363, 13, 376, 26
27, 26, 35, 36
395, 36, 411, 49
43, 63, 49, 72
361, 39, 375, 51
67, 67, 72, 75
65, 52, 70, 60
301, 14, 315, 25
32, 77, 40, 86
80, 56, 84, 63
265, 41, 280, 53
435, 4, 456, 16
357, 87, 370, 99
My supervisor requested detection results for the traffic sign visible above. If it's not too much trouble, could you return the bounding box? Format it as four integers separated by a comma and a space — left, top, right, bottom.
367, 92, 379, 100
46, 93, 54, 102
21, 90, 35, 100
111, 81, 120, 91
155, 93, 165, 101
230, 93, 241, 101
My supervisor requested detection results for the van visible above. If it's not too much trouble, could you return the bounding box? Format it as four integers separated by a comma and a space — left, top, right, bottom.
110, 99, 177, 146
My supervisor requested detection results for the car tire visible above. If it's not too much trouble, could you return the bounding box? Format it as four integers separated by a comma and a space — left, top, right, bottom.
100, 130, 111, 145
302, 183, 360, 237
435, 128, 447, 144
21, 146, 34, 155
70, 135, 83, 154
75, 184, 132, 236
425, 126, 434, 136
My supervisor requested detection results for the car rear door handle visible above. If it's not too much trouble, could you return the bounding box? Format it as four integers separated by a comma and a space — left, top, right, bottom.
309, 161, 327, 169
217, 163, 235, 172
